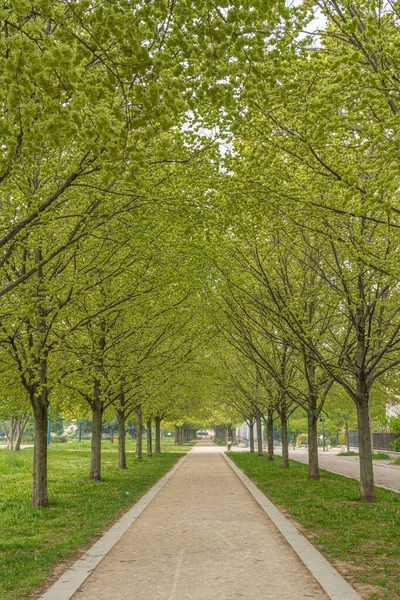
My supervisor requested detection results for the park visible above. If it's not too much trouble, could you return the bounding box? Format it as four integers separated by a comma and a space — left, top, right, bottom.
1, 1, 400, 599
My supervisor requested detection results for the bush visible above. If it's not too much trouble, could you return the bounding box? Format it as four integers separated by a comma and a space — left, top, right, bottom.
51, 435, 68, 444
371, 452, 390, 460
296, 433, 308, 446
213, 438, 227, 446
391, 437, 400, 451
337, 432, 345, 445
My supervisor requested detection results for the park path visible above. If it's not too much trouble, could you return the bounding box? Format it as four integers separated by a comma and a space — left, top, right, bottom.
70, 440, 330, 600
271, 446, 400, 492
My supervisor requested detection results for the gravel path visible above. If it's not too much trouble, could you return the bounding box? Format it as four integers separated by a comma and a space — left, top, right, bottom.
71, 441, 330, 600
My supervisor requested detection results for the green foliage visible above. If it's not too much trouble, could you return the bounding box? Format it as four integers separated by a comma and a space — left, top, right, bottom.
391, 438, 400, 451
296, 433, 308, 446
389, 417, 400, 434
2, 0, 400, 511
50, 436, 67, 444
49, 414, 64, 436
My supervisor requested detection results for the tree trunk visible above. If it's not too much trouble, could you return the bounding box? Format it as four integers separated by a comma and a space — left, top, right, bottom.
249, 421, 255, 452
281, 414, 289, 469
307, 412, 320, 480
30, 251, 50, 507
4, 417, 16, 450
267, 410, 274, 461
90, 397, 103, 481
155, 416, 161, 453
345, 420, 350, 452
136, 409, 142, 459
32, 390, 50, 507
147, 418, 152, 457
356, 398, 376, 502
116, 411, 127, 469
256, 415, 263, 456
14, 416, 29, 451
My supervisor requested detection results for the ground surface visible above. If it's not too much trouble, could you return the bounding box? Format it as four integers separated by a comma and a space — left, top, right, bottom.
70, 441, 330, 600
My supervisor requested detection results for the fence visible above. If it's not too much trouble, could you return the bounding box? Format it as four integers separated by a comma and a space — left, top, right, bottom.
348, 431, 400, 451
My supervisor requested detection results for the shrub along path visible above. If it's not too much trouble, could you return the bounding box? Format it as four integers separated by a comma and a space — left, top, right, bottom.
55, 440, 360, 600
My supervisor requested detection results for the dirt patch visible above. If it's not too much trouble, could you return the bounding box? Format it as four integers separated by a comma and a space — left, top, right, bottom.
332, 559, 383, 600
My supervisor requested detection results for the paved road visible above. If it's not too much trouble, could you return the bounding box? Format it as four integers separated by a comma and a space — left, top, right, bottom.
71, 441, 330, 600
272, 446, 400, 492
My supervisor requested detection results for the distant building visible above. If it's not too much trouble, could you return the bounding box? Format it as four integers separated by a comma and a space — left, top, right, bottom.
386, 403, 400, 418
236, 422, 262, 442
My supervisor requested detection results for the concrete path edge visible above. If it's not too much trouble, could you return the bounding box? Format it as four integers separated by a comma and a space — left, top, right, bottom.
39, 453, 189, 600
222, 452, 361, 600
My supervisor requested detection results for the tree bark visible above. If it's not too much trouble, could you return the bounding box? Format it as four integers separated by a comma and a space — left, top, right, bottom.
256, 415, 263, 456
249, 421, 255, 452
267, 409, 274, 461
32, 393, 49, 507
4, 418, 16, 450
155, 416, 161, 453
89, 395, 103, 481
14, 415, 30, 451
116, 410, 127, 469
136, 409, 142, 459
30, 250, 51, 506
356, 397, 376, 502
345, 420, 350, 452
146, 418, 152, 457
281, 414, 289, 469
307, 412, 320, 480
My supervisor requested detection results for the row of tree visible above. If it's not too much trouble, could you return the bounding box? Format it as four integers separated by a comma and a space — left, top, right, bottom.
3, 0, 400, 506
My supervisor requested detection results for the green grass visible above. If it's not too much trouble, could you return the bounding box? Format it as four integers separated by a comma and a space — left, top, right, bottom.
0, 442, 190, 600
228, 452, 400, 600
62, 437, 196, 453
337, 451, 391, 460
212, 438, 227, 446
394, 458, 400, 466
372, 453, 390, 460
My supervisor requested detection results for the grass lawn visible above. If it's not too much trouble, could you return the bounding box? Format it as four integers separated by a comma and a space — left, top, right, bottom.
62, 437, 196, 453
0, 440, 191, 600
337, 450, 360, 456
228, 452, 400, 600
337, 451, 391, 460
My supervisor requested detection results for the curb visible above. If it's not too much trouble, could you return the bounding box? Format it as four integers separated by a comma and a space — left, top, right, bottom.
39, 453, 188, 600
222, 452, 361, 600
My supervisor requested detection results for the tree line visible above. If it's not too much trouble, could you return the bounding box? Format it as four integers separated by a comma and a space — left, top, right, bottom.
2, 0, 400, 506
